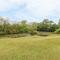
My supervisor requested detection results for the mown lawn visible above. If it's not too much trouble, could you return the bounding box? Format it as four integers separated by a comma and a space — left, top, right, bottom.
0, 35, 60, 60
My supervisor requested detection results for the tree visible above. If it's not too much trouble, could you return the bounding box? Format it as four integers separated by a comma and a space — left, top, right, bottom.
18, 20, 29, 33
0, 17, 10, 34
37, 19, 49, 32
37, 19, 56, 32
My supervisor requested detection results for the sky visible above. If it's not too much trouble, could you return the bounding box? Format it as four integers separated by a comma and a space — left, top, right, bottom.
0, 0, 60, 23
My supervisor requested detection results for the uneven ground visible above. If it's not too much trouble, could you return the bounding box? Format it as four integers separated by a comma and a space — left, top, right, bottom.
0, 35, 60, 60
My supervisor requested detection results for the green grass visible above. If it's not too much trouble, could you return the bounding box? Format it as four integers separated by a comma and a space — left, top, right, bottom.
0, 35, 60, 60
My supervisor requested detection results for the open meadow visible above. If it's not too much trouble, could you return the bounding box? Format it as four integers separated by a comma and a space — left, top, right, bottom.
0, 35, 60, 60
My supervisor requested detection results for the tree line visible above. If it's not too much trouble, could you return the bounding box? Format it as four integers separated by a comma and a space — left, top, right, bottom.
0, 17, 60, 35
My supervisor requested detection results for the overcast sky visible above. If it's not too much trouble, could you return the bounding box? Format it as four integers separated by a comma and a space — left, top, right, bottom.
0, 0, 60, 22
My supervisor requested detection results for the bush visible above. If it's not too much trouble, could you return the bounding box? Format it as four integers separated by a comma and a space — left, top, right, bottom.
30, 31, 38, 35
37, 32, 50, 36
55, 28, 60, 34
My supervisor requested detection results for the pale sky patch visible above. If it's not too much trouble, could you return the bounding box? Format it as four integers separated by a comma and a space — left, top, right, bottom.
0, 0, 60, 22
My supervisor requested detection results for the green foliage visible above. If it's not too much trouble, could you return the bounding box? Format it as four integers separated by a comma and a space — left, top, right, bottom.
37, 19, 58, 32
58, 19, 60, 28
30, 31, 38, 35
17, 20, 29, 33
0, 17, 60, 36
55, 28, 60, 34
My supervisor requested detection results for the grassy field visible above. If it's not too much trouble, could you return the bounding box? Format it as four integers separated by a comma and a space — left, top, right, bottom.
0, 35, 60, 60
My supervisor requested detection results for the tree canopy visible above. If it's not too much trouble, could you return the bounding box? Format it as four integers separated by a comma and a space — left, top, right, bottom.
0, 17, 60, 35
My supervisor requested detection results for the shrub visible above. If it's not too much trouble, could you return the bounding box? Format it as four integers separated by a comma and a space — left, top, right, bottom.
37, 32, 50, 36
30, 31, 38, 35
55, 28, 60, 34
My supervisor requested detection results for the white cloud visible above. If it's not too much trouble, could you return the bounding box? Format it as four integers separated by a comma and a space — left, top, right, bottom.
0, 0, 24, 11
0, 0, 9, 11
25, 0, 60, 16
8, 0, 24, 6
15, 11, 38, 22
0, 0, 60, 21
